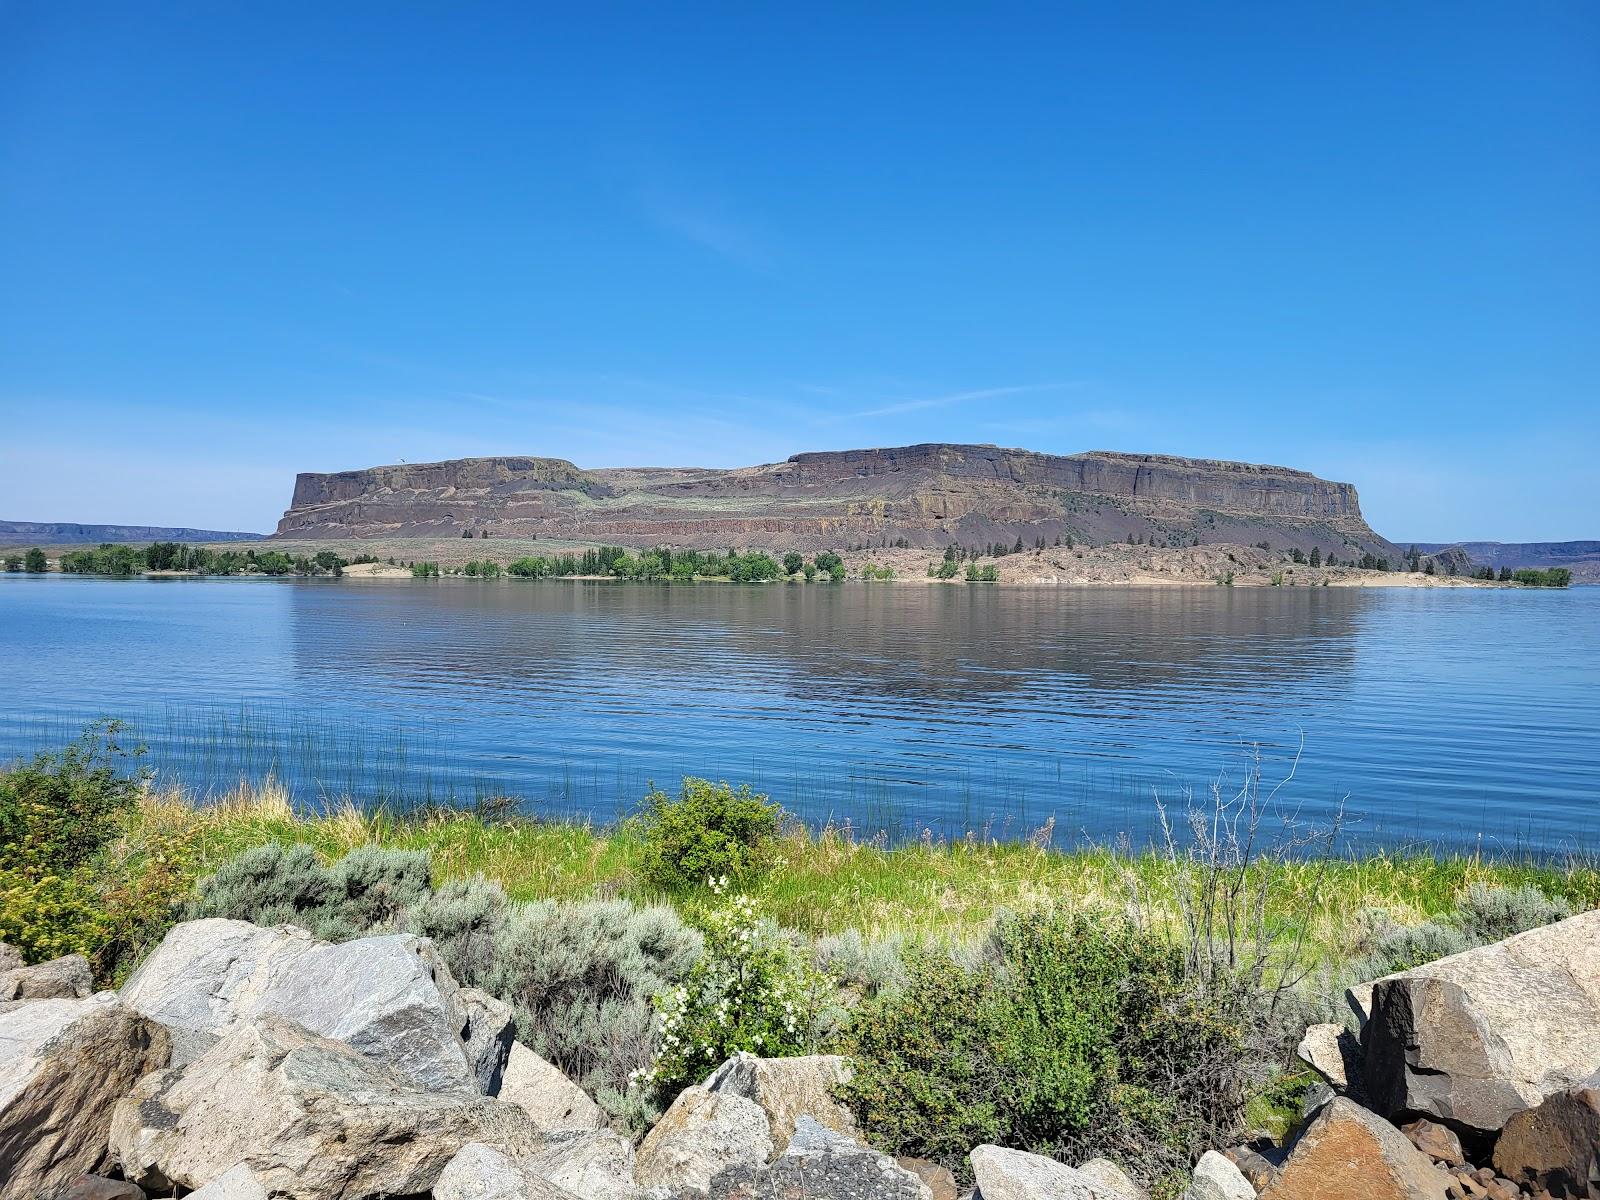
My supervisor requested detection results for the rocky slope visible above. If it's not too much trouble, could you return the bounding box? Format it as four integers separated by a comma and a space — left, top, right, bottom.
275, 444, 1402, 560
1414, 540, 1600, 584
0, 520, 264, 545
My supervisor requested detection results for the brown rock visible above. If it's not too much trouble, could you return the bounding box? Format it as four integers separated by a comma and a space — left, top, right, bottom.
1224, 1145, 1280, 1191
55, 1177, 147, 1200
0, 996, 171, 1200
1492, 1084, 1600, 1198
895, 1157, 958, 1200
1259, 1098, 1451, 1200
0, 952, 93, 1000
1403, 1118, 1467, 1167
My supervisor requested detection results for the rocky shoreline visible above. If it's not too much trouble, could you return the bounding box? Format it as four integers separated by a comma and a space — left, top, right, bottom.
4, 907, 1596, 1200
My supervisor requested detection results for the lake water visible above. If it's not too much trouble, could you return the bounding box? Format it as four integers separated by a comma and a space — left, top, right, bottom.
2, 576, 1596, 853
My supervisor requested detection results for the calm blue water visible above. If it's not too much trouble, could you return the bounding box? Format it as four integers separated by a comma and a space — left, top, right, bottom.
1, 575, 1596, 853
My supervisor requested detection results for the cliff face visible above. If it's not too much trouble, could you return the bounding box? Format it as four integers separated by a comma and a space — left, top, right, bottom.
274, 443, 1397, 558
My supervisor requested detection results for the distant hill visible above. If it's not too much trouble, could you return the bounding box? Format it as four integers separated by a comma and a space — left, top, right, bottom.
1411, 540, 1600, 583
273, 443, 1403, 560
0, 521, 265, 545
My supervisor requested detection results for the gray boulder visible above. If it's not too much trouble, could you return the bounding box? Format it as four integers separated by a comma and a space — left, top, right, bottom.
0, 952, 93, 1001
460, 986, 516, 1095
0, 994, 171, 1200
1354, 908, 1600, 1137
520, 1128, 640, 1200
696, 1117, 933, 1199
499, 1041, 607, 1132
119, 918, 477, 1091
186, 1165, 269, 1200
1296, 1021, 1362, 1095
109, 1016, 542, 1199
435, 1143, 586, 1200
969, 1145, 1102, 1199
1183, 1151, 1254, 1200
635, 1085, 773, 1192
704, 1050, 857, 1153
0, 943, 23, 972
1078, 1160, 1146, 1200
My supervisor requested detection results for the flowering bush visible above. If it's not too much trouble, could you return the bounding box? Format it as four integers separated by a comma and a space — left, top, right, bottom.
635, 877, 834, 1099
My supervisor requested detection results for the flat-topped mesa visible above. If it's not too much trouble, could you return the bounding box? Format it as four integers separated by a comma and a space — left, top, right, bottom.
763, 445, 1362, 519
273, 442, 1396, 557
289, 456, 607, 509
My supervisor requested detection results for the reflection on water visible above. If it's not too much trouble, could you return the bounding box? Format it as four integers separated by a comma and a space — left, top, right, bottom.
1, 576, 1595, 852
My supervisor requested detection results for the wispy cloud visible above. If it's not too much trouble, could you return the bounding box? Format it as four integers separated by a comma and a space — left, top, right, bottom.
638, 183, 772, 269
848, 382, 1083, 420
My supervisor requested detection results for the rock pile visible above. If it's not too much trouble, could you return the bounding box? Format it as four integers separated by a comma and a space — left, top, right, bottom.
0, 922, 938, 1200
1254, 908, 1600, 1200
2, 908, 1596, 1200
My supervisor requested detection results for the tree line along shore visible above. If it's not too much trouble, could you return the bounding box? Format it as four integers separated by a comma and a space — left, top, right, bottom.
0, 537, 1576, 587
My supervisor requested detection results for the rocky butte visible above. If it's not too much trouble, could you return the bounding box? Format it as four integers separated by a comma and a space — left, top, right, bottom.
275, 443, 1403, 560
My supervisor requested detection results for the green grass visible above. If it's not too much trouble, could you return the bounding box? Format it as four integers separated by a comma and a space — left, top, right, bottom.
137, 780, 1600, 964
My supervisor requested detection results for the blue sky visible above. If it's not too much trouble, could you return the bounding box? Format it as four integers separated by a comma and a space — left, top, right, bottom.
2, 3, 1596, 540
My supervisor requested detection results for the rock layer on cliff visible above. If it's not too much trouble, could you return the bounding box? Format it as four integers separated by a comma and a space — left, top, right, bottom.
275, 443, 1399, 557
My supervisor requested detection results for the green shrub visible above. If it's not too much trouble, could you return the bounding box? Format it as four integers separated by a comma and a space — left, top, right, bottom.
638, 881, 834, 1100
842, 907, 1258, 1187
464, 893, 702, 1122
188, 842, 431, 942
0, 722, 185, 973
634, 777, 782, 892
813, 928, 911, 998
1342, 883, 1572, 990
0, 722, 146, 872
1452, 882, 1571, 943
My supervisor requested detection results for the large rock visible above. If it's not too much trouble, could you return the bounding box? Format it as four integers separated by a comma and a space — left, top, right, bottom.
519, 1129, 639, 1200
460, 986, 516, 1095
697, 1117, 933, 1200
969, 1145, 1102, 1200
635, 1085, 773, 1192
1079, 1159, 1146, 1200
500, 1041, 607, 1132
186, 1165, 269, 1200
0, 943, 23, 972
0, 994, 171, 1200
1258, 1098, 1450, 1200
119, 918, 478, 1091
704, 1051, 857, 1153
0, 952, 93, 1000
1297, 1022, 1361, 1094
434, 1143, 585, 1200
898, 1158, 960, 1200
54, 1176, 147, 1200
109, 1016, 542, 1199
1354, 909, 1600, 1137
1184, 1151, 1254, 1200
1491, 1082, 1600, 1197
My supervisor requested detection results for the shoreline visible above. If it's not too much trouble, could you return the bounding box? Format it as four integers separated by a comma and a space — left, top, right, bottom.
126, 778, 1600, 953
4, 535, 1576, 587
